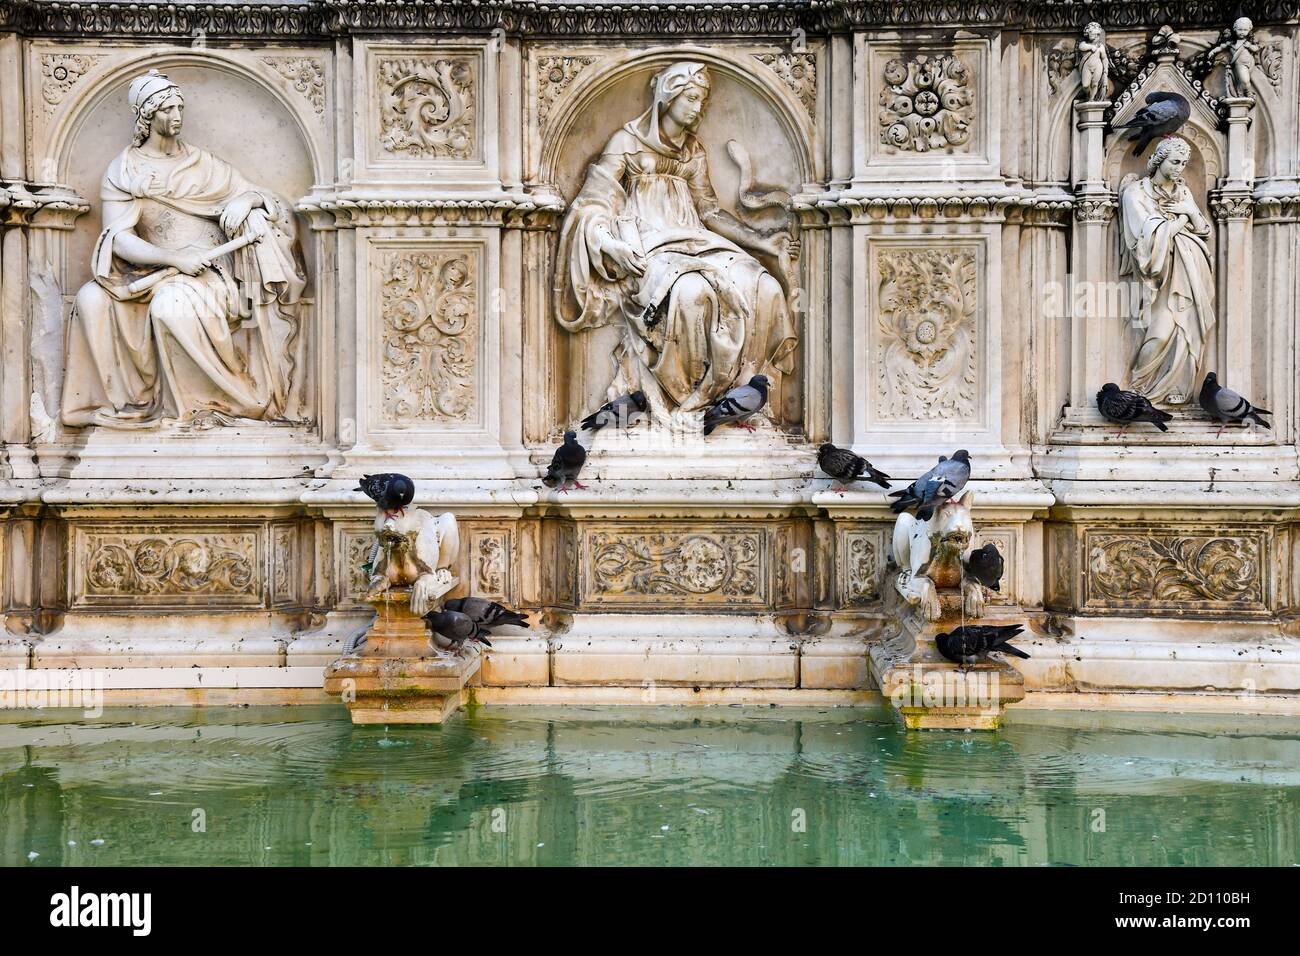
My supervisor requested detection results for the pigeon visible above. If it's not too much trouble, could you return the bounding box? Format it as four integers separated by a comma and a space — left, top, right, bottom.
817, 443, 891, 490
356, 473, 415, 514
964, 543, 1004, 592
1199, 372, 1271, 437
1096, 382, 1174, 433
935, 625, 1029, 666
702, 375, 770, 436
581, 390, 649, 433
423, 609, 493, 651
1111, 91, 1191, 157
543, 430, 588, 491
887, 450, 971, 521
443, 597, 530, 630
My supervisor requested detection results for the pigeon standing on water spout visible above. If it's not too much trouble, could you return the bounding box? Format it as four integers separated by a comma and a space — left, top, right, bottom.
1096, 382, 1174, 433
443, 597, 530, 630
817, 443, 891, 491
888, 451, 971, 521
964, 543, 1004, 592
702, 375, 769, 435
543, 431, 588, 491
1112, 91, 1191, 156
1199, 372, 1271, 437
423, 610, 493, 652
935, 625, 1030, 666
581, 391, 650, 433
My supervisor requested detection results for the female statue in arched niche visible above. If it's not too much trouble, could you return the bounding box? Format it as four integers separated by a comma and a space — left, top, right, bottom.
1118, 136, 1215, 406
553, 62, 798, 427
61, 70, 307, 429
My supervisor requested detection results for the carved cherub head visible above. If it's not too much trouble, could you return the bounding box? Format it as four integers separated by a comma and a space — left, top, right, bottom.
1233, 17, 1254, 40
1083, 21, 1104, 44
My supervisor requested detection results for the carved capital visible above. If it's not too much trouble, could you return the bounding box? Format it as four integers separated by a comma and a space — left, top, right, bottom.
0, 180, 90, 230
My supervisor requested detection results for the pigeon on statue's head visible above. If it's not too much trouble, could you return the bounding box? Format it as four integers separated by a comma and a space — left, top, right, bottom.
1112, 91, 1191, 156
356, 473, 415, 515
888, 450, 971, 521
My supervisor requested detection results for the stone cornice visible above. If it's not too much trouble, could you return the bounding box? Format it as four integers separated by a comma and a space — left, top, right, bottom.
296, 193, 565, 230
793, 191, 1073, 226
0, 180, 90, 229
3, 2, 1298, 39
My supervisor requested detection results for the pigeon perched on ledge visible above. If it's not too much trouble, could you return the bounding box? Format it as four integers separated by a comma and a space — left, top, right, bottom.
1096, 382, 1173, 433
1199, 372, 1271, 437
582, 390, 649, 433
443, 597, 530, 630
703, 375, 769, 435
1112, 91, 1191, 156
935, 625, 1029, 666
888, 450, 971, 521
964, 543, 1004, 592
423, 609, 493, 652
817, 443, 891, 491
543, 431, 588, 491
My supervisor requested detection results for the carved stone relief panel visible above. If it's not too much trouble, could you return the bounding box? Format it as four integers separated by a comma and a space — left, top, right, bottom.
871, 243, 981, 424
878, 53, 973, 152
73, 525, 263, 609
270, 523, 298, 608
838, 525, 888, 608
535, 54, 602, 131
580, 524, 769, 610
262, 55, 326, 115
336, 524, 376, 607
1045, 523, 1077, 610
1081, 526, 1271, 616
367, 44, 482, 167
752, 51, 817, 124
40, 51, 105, 112
371, 242, 482, 430
467, 527, 513, 604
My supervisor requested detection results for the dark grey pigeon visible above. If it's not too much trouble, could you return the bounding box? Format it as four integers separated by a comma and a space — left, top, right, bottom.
581, 390, 650, 433
543, 430, 588, 491
1112, 91, 1191, 156
935, 625, 1029, 666
964, 543, 1004, 592
818, 443, 891, 490
888, 450, 971, 521
1096, 382, 1173, 433
1199, 372, 1271, 437
703, 375, 769, 436
423, 609, 492, 651
443, 597, 530, 630
356, 473, 415, 514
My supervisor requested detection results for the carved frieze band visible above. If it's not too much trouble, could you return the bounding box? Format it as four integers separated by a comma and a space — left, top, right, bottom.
74, 526, 262, 608
581, 525, 768, 609
376, 246, 480, 427
1048, 526, 1272, 615
874, 245, 980, 423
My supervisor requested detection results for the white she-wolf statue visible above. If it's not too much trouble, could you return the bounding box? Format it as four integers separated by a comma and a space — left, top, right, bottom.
367, 508, 460, 617
891, 488, 985, 623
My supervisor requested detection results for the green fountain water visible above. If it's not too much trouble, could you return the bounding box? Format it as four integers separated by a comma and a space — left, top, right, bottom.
2, 706, 1297, 866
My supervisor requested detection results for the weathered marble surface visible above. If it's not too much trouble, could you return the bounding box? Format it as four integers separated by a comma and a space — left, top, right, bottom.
2, 3, 1299, 709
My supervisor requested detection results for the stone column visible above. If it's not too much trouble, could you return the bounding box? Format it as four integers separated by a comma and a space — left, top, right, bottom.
1067, 99, 1114, 416
1212, 95, 1257, 402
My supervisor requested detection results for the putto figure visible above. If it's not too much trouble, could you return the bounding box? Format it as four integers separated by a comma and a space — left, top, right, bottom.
553, 62, 797, 426
1077, 21, 1110, 101
61, 70, 307, 429
1118, 137, 1215, 406
1206, 17, 1260, 98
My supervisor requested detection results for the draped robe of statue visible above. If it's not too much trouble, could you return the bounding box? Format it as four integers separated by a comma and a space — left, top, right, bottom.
554, 105, 797, 417
1118, 173, 1216, 406
61, 140, 306, 427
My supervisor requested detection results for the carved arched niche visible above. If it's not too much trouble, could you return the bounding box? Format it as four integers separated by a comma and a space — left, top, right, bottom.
539, 49, 814, 439
39, 54, 321, 433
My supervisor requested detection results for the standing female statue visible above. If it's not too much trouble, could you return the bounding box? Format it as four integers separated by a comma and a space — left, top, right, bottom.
553, 62, 798, 425
61, 70, 307, 428
1118, 136, 1215, 406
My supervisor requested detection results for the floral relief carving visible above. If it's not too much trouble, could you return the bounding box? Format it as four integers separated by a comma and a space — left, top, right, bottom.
81, 531, 257, 604
263, 56, 326, 114
340, 528, 375, 603
1086, 532, 1266, 610
378, 249, 478, 425
472, 530, 510, 602
878, 53, 973, 152
40, 52, 104, 110
536, 54, 600, 130
271, 526, 295, 604
753, 52, 817, 122
585, 529, 764, 607
875, 247, 978, 422
840, 530, 882, 607
377, 56, 476, 160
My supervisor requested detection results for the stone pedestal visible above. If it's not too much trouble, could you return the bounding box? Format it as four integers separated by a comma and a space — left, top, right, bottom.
323, 588, 479, 724
869, 590, 1025, 730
